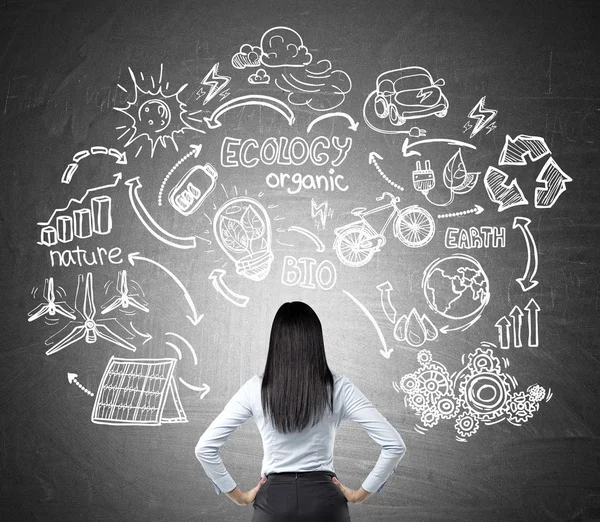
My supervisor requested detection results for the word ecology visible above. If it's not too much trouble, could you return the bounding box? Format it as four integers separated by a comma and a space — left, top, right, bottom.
221, 135, 353, 194
444, 226, 506, 249
49, 245, 124, 267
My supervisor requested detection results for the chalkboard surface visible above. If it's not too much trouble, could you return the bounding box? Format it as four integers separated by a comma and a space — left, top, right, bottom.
1, 1, 599, 520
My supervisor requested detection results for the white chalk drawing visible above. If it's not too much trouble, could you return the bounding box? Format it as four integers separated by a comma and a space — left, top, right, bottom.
115, 64, 204, 158
208, 269, 250, 308
525, 298, 540, 347
306, 112, 359, 133
413, 150, 479, 207
165, 332, 198, 366
288, 226, 326, 252
158, 144, 203, 206
422, 254, 490, 332
91, 357, 187, 426
333, 193, 435, 267
394, 308, 438, 348
443, 149, 480, 195
28, 277, 76, 323
67, 373, 94, 396
363, 66, 447, 134
38, 174, 121, 247
376, 281, 397, 324
163, 332, 208, 395
396, 345, 549, 440
499, 134, 551, 166
535, 157, 572, 208
512, 217, 539, 291
282, 256, 337, 291
204, 95, 295, 129
311, 198, 333, 230
369, 152, 404, 191
444, 226, 506, 249
197, 63, 231, 105
343, 290, 392, 359
248, 68, 270, 85
213, 197, 274, 282
129, 322, 152, 345
45, 273, 137, 355
232, 26, 352, 112
437, 205, 484, 219
494, 303, 539, 349
101, 270, 149, 315
126, 177, 197, 249
484, 166, 529, 212
61, 147, 127, 184
463, 96, 497, 139
168, 163, 218, 217
401, 137, 476, 158
128, 252, 204, 325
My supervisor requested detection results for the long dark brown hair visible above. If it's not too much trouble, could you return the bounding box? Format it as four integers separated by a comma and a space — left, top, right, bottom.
261, 302, 334, 433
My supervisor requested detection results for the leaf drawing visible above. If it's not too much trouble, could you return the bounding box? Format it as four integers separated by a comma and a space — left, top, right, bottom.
443, 150, 466, 189
240, 205, 266, 241
219, 216, 249, 253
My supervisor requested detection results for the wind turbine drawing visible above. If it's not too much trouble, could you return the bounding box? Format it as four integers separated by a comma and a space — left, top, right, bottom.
45, 272, 137, 355
101, 270, 149, 314
28, 277, 77, 322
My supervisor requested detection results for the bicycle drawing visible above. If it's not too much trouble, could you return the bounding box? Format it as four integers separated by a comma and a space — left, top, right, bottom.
333, 192, 436, 267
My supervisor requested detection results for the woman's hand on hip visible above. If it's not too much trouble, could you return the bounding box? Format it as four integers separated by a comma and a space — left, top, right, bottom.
332, 476, 372, 504
225, 476, 267, 506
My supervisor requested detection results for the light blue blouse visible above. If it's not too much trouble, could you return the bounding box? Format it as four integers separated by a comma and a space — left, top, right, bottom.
195, 373, 406, 495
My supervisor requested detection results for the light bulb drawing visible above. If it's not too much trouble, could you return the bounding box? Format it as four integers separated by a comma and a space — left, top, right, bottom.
213, 197, 274, 282
115, 63, 205, 158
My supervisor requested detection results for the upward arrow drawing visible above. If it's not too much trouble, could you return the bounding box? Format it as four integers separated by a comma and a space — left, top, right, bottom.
509, 305, 524, 348
376, 281, 397, 324
524, 298, 541, 347
495, 316, 511, 349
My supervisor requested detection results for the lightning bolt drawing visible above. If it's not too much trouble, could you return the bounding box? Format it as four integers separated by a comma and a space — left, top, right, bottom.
218, 88, 231, 102
416, 89, 433, 103
485, 121, 497, 134
311, 198, 332, 230
463, 121, 473, 134
467, 96, 497, 138
198, 63, 231, 106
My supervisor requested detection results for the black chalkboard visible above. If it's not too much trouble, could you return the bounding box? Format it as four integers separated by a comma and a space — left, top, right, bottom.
1, 0, 599, 520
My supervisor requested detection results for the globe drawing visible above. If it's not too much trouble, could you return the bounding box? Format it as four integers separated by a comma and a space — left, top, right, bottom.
422, 254, 490, 321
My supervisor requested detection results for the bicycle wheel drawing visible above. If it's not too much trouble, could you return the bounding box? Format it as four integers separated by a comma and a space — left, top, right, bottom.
334, 228, 378, 267
395, 205, 435, 247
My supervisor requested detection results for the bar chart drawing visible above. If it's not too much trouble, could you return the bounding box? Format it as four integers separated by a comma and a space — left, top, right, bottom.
91, 357, 187, 426
39, 195, 113, 246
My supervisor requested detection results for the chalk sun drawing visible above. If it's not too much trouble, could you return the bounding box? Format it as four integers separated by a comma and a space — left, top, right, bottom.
115, 64, 205, 158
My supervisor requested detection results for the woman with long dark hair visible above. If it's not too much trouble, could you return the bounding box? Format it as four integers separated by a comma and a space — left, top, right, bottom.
195, 301, 406, 521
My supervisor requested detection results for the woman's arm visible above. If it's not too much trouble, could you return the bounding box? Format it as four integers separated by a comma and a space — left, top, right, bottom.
340, 377, 406, 494
195, 378, 254, 494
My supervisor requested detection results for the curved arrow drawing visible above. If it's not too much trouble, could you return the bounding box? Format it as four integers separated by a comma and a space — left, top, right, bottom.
68, 372, 95, 396
343, 290, 392, 359
62, 147, 127, 184
126, 177, 197, 249
179, 378, 210, 398
376, 281, 397, 324
287, 226, 325, 252
512, 217, 539, 291
128, 252, 203, 325
204, 95, 295, 129
437, 205, 484, 219
129, 321, 153, 345
209, 269, 249, 307
401, 137, 476, 158
369, 152, 404, 191
306, 112, 359, 133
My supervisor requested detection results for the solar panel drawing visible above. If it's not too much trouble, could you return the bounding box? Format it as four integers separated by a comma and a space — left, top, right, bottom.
92, 357, 187, 426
